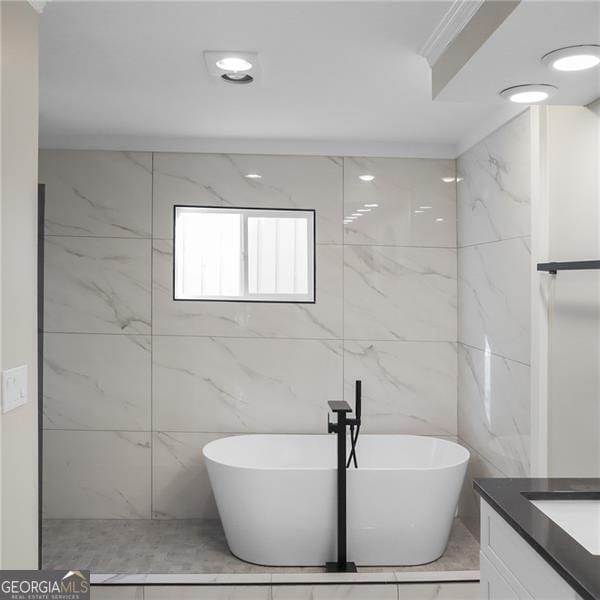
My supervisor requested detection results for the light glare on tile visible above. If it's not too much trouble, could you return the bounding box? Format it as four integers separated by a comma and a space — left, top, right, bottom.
245, 173, 262, 179
436, 218, 444, 222
415, 210, 424, 214
419, 206, 432, 210
364, 203, 379, 207
442, 177, 455, 183
357, 209, 370, 212
358, 175, 375, 182
351, 213, 363, 217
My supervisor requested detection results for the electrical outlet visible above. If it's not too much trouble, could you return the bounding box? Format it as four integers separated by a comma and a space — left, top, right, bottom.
2, 365, 28, 413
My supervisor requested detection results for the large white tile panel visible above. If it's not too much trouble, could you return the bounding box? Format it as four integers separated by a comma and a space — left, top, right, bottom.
153, 153, 343, 243
343, 341, 457, 435
153, 240, 343, 338
397, 583, 479, 599
44, 236, 151, 334
152, 432, 224, 519
43, 333, 151, 431
458, 344, 530, 477
457, 111, 530, 247
40, 150, 152, 238
344, 246, 457, 341
344, 157, 456, 248
153, 336, 342, 432
458, 237, 530, 363
43, 430, 151, 518
92, 587, 144, 600
458, 440, 505, 539
272, 585, 397, 599
145, 586, 271, 600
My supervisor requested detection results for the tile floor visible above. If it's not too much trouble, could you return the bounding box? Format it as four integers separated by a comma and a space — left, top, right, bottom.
43, 518, 479, 576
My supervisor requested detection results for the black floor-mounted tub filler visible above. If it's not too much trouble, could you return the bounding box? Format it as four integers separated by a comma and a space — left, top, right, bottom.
325, 380, 362, 573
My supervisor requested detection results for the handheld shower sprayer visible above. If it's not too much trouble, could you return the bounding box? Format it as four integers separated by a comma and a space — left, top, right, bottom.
346, 380, 362, 469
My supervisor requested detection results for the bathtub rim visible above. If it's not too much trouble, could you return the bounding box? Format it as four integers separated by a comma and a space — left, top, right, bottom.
203, 433, 470, 473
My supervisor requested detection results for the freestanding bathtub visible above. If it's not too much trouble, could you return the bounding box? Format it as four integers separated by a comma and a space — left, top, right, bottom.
203, 434, 469, 566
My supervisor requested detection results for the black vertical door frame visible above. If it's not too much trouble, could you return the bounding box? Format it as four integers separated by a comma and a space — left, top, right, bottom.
37, 184, 45, 569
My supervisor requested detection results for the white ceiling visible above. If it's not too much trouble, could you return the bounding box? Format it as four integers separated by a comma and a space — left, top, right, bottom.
39, 1, 598, 157
439, 0, 600, 107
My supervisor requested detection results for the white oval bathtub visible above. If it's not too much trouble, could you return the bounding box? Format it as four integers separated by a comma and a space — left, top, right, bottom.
203, 434, 469, 567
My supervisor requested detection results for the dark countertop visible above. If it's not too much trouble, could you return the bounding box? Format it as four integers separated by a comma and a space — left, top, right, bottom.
475, 478, 600, 600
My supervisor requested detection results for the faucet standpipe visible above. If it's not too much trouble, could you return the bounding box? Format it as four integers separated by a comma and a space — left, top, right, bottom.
325, 380, 362, 573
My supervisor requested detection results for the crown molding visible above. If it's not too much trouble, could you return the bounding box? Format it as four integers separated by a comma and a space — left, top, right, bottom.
27, 1, 47, 14
38, 134, 458, 159
420, 0, 484, 67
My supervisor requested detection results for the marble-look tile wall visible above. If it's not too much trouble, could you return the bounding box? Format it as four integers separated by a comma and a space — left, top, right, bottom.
40, 150, 457, 519
456, 111, 532, 536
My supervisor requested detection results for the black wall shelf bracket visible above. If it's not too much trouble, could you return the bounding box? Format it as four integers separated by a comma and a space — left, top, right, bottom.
537, 260, 600, 275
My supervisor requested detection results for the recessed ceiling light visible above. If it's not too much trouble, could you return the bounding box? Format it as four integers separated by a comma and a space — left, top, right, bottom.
245, 173, 262, 179
442, 177, 455, 183
359, 175, 375, 182
364, 203, 379, 207
542, 45, 600, 72
222, 73, 254, 84
216, 57, 253, 72
500, 84, 558, 104
357, 208, 371, 212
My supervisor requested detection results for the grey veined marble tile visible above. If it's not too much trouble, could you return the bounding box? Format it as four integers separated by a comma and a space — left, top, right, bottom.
43, 333, 151, 431
40, 150, 152, 238
457, 111, 530, 247
152, 432, 225, 519
272, 584, 397, 599
458, 237, 530, 364
343, 341, 457, 435
458, 344, 530, 477
152, 336, 342, 433
145, 586, 271, 599
397, 583, 479, 599
43, 430, 151, 518
44, 236, 151, 334
153, 240, 343, 338
344, 245, 457, 341
344, 157, 456, 248
91, 586, 144, 600
153, 153, 343, 243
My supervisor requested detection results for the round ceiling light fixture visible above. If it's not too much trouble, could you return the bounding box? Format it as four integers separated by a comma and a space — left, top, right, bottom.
222, 73, 254, 84
542, 45, 600, 72
216, 57, 253, 72
499, 84, 558, 104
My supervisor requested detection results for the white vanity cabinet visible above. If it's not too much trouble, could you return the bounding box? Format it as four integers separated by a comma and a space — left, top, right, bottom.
479, 500, 584, 600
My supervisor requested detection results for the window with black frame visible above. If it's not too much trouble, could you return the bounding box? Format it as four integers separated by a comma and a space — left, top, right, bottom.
173, 205, 316, 303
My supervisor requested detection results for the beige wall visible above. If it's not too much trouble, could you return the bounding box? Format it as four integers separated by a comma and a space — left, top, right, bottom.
544, 104, 600, 476
0, 1, 39, 567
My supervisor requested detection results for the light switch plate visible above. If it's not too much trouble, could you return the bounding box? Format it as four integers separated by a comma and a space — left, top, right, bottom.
2, 365, 28, 413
